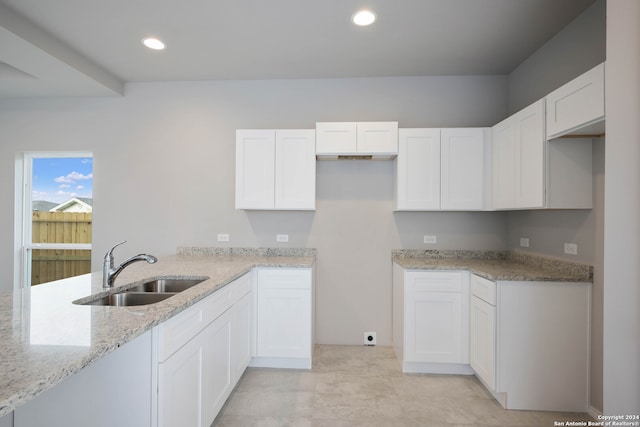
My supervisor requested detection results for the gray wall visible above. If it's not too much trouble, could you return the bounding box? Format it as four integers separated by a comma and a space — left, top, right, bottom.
505, 0, 606, 412
508, 0, 606, 114
603, 0, 640, 414
0, 75, 508, 346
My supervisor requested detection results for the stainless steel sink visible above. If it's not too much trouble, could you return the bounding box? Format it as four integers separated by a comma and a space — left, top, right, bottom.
81, 292, 175, 306
125, 277, 206, 293
75, 276, 208, 306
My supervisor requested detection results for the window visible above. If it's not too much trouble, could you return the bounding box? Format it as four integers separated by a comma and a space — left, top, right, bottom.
15, 152, 93, 288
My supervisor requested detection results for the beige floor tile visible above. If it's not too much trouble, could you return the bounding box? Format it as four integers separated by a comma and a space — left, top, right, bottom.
213, 345, 594, 427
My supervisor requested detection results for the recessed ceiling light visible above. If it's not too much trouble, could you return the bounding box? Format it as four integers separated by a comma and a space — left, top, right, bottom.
352, 10, 376, 26
142, 37, 166, 50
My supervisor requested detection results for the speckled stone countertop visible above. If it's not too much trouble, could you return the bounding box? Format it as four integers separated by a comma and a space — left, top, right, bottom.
392, 250, 592, 282
0, 248, 315, 417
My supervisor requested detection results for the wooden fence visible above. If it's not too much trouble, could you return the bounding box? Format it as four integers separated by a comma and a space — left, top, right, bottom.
31, 211, 92, 286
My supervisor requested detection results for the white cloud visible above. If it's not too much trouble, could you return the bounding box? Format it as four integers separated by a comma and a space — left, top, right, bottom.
76, 185, 84, 190
54, 171, 93, 184
58, 184, 71, 189
32, 190, 49, 200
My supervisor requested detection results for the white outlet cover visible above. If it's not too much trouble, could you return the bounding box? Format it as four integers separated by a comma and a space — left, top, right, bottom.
423, 235, 437, 244
564, 243, 578, 255
217, 233, 230, 242
276, 234, 289, 243
520, 237, 530, 248
364, 332, 376, 346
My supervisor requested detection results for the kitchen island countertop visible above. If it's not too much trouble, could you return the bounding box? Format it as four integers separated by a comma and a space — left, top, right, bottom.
0, 249, 315, 418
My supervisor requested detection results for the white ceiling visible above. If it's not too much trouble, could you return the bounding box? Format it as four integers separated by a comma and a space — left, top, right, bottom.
0, 0, 596, 97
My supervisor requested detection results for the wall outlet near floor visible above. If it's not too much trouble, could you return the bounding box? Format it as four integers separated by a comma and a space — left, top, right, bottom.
564, 243, 578, 255
217, 233, 230, 242
423, 235, 437, 244
520, 237, 530, 248
364, 332, 377, 346
276, 234, 289, 243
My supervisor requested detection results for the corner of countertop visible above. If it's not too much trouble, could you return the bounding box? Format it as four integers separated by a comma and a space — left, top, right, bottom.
507, 250, 593, 280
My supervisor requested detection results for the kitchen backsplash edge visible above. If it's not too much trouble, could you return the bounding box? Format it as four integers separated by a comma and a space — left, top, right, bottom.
177, 246, 317, 257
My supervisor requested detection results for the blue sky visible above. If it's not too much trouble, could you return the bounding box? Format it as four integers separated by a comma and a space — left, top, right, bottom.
32, 157, 93, 203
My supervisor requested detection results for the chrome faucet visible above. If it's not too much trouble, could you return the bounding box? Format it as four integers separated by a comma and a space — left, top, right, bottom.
103, 241, 158, 288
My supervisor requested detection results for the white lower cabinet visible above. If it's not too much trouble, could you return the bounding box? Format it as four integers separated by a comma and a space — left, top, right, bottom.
154, 272, 252, 427
469, 275, 497, 390
469, 274, 591, 412
392, 265, 472, 374
251, 268, 313, 369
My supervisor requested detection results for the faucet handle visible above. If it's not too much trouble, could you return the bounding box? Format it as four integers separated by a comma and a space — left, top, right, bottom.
105, 240, 127, 262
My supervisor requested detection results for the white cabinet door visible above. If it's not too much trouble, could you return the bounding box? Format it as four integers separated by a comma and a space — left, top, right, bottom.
515, 100, 545, 208
315, 122, 357, 154
491, 100, 545, 209
235, 130, 275, 209
403, 271, 467, 364
395, 128, 441, 210
491, 118, 516, 209
202, 310, 233, 425
231, 291, 252, 384
470, 295, 496, 390
236, 129, 315, 210
546, 63, 605, 139
356, 122, 398, 155
275, 129, 316, 209
441, 128, 487, 210
158, 330, 205, 427
254, 269, 312, 368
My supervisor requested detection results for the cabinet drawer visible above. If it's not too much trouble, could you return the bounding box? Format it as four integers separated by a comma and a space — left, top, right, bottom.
406, 271, 463, 292
257, 268, 312, 290
157, 286, 232, 361
470, 274, 496, 305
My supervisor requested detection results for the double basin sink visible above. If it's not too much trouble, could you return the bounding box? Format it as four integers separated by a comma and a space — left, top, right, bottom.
78, 277, 208, 307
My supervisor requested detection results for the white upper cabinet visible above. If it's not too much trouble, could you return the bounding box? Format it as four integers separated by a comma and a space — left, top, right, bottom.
546, 63, 605, 140
441, 128, 490, 210
395, 128, 441, 210
274, 130, 316, 209
395, 128, 490, 211
316, 122, 398, 159
491, 99, 593, 210
236, 129, 315, 210
492, 100, 545, 209
236, 130, 275, 210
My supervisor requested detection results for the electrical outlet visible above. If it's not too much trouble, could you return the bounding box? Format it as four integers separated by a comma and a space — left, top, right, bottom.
520, 237, 530, 248
364, 332, 377, 346
217, 233, 230, 242
564, 243, 578, 255
423, 235, 437, 244
276, 234, 289, 243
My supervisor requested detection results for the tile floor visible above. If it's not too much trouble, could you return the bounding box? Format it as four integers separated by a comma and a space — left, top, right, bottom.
213, 345, 593, 426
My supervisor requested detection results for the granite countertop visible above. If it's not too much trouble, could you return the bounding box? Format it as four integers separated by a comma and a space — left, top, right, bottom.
0, 248, 315, 418
392, 250, 592, 282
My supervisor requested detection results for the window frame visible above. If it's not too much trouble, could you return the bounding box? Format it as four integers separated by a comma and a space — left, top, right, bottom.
14, 151, 93, 289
